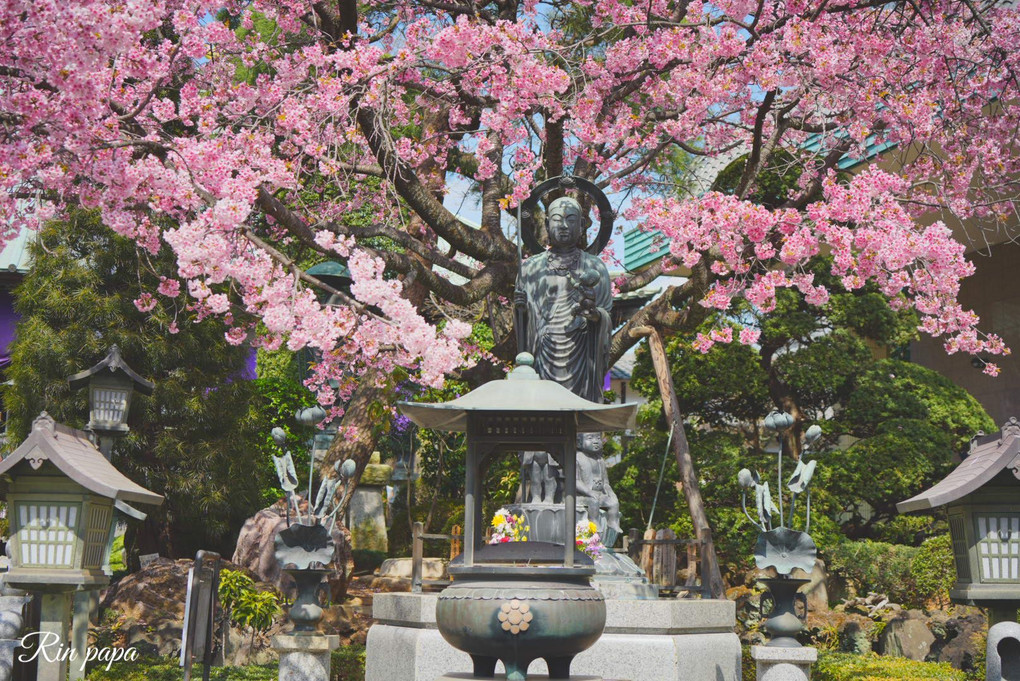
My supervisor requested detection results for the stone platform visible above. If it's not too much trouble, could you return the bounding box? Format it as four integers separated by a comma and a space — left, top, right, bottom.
437, 675, 615, 680
751, 646, 817, 681
365, 593, 741, 681
273, 633, 340, 681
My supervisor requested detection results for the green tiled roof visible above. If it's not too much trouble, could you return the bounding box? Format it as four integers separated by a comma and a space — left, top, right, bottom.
624, 225, 671, 272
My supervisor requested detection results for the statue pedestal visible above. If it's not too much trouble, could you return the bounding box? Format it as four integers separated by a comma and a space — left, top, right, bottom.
510, 504, 569, 544
592, 550, 658, 600
273, 633, 340, 681
751, 645, 816, 681
365, 593, 740, 681
508, 505, 655, 599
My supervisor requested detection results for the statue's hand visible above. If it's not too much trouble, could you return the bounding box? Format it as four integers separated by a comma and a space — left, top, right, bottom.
572, 295, 601, 324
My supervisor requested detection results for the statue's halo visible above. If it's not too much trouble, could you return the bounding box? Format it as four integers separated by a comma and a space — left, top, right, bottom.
519, 175, 614, 257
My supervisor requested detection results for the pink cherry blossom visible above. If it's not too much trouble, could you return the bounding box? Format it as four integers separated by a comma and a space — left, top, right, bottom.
0, 0, 1014, 415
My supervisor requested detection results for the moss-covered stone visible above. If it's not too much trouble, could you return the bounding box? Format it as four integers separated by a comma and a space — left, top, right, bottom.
359, 463, 392, 486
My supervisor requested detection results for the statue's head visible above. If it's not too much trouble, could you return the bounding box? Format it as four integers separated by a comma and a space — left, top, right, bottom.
546, 197, 583, 250
579, 432, 603, 454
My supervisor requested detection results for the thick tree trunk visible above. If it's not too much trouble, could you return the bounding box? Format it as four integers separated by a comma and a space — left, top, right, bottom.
631, 326, 726, 599
323, 369, 388, 519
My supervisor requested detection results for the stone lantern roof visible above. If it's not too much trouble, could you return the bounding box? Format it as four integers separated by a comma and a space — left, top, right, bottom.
66, 344, 155, 395
0, 412, 163, 509
897, 417, 1020, 513
398, 354, 637, 433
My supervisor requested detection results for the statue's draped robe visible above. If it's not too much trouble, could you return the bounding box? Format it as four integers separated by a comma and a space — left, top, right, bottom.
517, 250, 612, 404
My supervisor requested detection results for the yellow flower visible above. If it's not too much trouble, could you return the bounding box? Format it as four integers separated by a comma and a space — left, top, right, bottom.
492, 514, 505, 528
588, 522, 597, 534
522, 537, 528, 541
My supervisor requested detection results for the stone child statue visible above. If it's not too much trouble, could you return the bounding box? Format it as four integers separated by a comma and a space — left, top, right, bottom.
576, 432, 621, 544
514, 196, 612, 403
518, 451, 562, 505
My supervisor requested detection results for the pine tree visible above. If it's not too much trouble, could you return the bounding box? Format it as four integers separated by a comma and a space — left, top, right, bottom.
3, 210, 271, 561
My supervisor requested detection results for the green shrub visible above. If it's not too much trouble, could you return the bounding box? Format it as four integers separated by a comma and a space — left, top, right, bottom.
218, 569, 281, 633
815, 652, 966, 680
909, 534, 955, 608
331, 645, 366, 681
218, 569, 257, 612
216, 569, 281, 665
826, 540, 919, 607
87, 657, 276, 680
109, 533, 127, 577
871, 515, 944, 546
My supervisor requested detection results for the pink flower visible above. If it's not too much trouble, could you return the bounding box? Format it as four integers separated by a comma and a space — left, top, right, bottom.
158, 277, 181, 297
133, 293, 157, 313
738, 328, 761, 345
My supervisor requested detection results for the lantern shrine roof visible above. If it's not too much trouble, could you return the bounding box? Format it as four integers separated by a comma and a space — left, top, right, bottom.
67, 345, 154, 395
398, 353, 637, 433
0, 412, 163, 507
897, 417, 1020, 513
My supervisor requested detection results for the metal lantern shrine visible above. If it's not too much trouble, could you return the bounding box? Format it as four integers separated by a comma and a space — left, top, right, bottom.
0, 412, 163, 591
898, 417, 1020, 625
398, 353, 636, 681
67, 345, 154, 456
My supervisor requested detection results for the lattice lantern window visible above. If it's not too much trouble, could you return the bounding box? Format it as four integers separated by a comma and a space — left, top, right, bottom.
6, 486, 117, 589
975, 514, 1020, 583
0, 412, 163, 592
16, 501, 79, 569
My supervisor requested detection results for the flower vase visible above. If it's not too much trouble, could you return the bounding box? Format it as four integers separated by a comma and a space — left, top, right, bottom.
285, 567, 331, 632
760, 576, 809, 648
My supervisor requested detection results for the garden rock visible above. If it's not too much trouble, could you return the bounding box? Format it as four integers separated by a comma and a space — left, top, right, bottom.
927, 607, 985, 671
99, 557, 226, 658
838, 617, 874, 654
791, 558, 829, 613
878, 610, 935, 660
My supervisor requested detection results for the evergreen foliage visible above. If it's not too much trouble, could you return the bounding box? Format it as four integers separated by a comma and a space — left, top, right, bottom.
3, 210, 271, 560
618, 253, 994, 575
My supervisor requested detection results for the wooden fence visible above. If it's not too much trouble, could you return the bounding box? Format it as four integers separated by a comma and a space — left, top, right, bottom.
621, 527, 709, 597
410, 521, 461, 593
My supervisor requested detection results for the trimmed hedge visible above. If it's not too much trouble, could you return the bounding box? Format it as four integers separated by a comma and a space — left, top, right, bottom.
87, 660, 276, 681
86, 645, 366, 681
815, 652, 966, 681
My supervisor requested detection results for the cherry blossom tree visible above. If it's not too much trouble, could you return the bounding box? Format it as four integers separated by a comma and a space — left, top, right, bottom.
1, 0, 1018, 476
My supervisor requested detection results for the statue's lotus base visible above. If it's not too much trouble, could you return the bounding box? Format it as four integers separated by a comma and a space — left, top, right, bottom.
507, 505, 657, 600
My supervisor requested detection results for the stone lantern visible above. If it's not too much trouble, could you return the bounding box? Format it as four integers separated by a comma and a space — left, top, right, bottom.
0, 412, 163, 681
67, 345, 154, 458
898, 417, 1020, 625
398, 353, 636, 681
